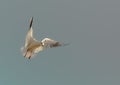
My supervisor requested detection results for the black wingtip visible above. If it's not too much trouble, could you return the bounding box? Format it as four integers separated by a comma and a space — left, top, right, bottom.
29, 17, 33, 28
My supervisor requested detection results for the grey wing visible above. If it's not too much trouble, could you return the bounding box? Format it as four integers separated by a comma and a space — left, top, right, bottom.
41, 38, 61, 48
25, 17, 34, 47
25, 27, 33, 47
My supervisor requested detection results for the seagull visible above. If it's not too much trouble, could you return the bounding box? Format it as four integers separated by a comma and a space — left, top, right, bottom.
21, 17, 65, 59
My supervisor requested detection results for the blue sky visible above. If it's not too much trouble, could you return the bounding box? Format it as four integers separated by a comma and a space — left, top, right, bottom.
0, 0, 120, 85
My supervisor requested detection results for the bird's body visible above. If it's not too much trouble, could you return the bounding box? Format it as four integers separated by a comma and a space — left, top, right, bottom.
21, 17, 63, 59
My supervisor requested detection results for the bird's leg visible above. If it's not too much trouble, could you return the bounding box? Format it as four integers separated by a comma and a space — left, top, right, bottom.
28, 56, 31, 59
28, 51, 32, 59
24, 52, 27, 57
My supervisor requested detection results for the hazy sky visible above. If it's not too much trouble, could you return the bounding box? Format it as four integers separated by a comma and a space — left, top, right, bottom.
0, 0, 120, 85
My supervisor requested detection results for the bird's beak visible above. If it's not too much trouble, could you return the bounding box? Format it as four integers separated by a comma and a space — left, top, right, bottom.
29, 17, 33, 29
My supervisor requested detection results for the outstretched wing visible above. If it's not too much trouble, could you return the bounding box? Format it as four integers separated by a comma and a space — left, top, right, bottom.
25, 17, 34, 47
41, 38, 61, 48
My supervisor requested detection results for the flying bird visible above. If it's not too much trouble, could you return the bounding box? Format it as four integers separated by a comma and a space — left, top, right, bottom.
21, 17, 65, 59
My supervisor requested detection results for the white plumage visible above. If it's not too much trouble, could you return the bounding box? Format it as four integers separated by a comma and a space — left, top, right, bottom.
21, 17, 63, 59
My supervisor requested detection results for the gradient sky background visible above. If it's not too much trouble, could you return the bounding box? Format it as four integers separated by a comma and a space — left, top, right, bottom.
0, 0, 120, 85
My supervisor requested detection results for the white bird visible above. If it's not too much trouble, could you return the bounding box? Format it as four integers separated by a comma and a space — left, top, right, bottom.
21, 17, 65, 59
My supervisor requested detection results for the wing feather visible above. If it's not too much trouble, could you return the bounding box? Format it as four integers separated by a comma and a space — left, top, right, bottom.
25, 17, 33, 47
